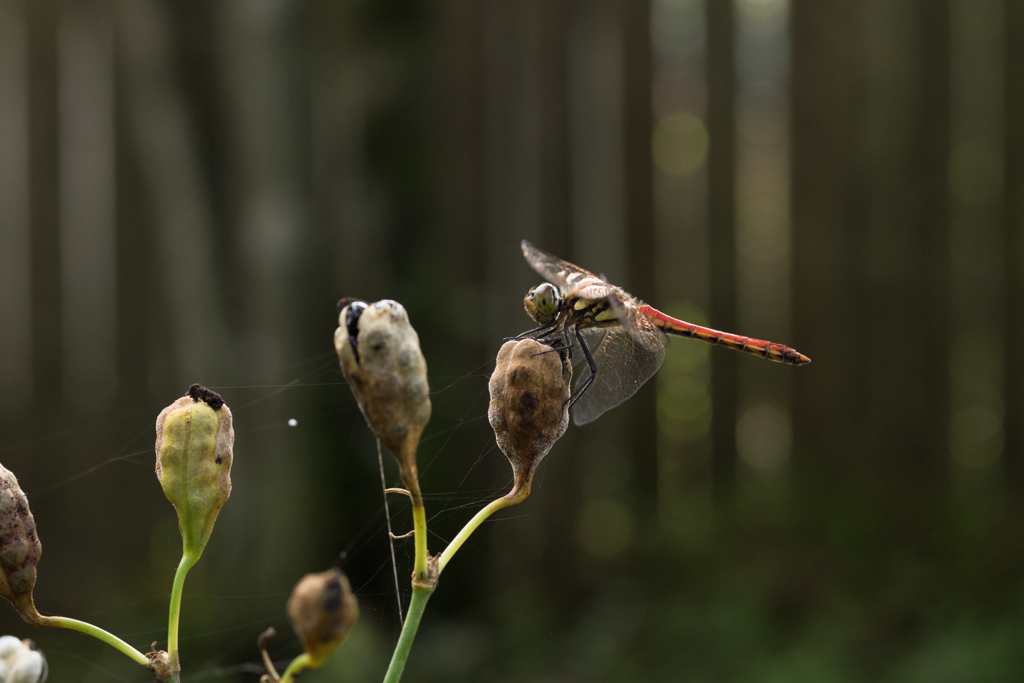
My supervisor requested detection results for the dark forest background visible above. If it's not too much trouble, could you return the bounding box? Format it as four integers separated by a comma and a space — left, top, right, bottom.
1, 1, 1023, 681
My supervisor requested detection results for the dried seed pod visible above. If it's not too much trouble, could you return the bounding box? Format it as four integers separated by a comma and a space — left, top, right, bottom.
488, 339, 571, 498
334, 300, 431, 492
0, 466, 42, 624
155, 385, 234, 559
286, 568, 358, 669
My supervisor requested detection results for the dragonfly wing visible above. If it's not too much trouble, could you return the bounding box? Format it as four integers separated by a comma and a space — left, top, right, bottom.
572, 325, 668, 426
521, 240, 602, 292
607, 290, 670, 355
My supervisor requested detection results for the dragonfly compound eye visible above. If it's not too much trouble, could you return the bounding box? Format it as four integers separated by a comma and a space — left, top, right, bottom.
525, 283, 559, 324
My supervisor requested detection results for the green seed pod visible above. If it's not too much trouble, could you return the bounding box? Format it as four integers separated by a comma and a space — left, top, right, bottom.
0, 466, 42, 624
335, 300, 431, 492
488, 339, 571, 499
286, 568, 358, 669
155, 385, 234, 560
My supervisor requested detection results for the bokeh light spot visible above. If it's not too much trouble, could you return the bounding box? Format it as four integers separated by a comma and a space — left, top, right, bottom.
736, 403, 792, 470
652, 111, 709, 176
657, 374, 712, 443
950, 404, 1003, 470
949, 139, 1002, 204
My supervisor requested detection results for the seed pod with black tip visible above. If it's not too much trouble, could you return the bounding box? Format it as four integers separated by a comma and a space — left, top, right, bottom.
0, 465, 43, 625
488, 339, 572, 500
155, 385, 234, 560
286, 568, 358, 669
334, 300, 431, 494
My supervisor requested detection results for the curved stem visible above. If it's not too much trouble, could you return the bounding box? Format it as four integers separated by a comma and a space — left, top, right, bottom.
382, 585, 433, 683
280, 653, 312, 683
167, 552, 199, 667
35, 615, 150, 667
436, 486, 527, 575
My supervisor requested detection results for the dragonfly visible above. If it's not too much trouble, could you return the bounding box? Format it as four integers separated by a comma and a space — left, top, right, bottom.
519, 239, 810, 426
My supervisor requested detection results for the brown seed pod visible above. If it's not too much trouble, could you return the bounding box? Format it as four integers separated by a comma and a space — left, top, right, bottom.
334, 300, 431, 493
286, 568, 358, 669
488, 339, 571, 498
0, 465, 42, 624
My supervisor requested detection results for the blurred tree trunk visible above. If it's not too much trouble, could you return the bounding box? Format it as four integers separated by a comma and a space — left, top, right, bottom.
791, 1, 869, 482
27, 0, 61, 421
792, 2, 950, 494
862, 2, 950, 490
621, 0, 657, 513
706, 0, 737, 514
1006, 0, 1024, 496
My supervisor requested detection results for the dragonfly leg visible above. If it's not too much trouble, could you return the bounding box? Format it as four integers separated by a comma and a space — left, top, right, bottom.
518, 317, 575, 359
512, 319, 561, 342
566, 326, 597, 410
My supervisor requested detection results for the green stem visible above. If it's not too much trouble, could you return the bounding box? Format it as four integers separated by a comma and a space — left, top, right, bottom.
36, 615, 150, 668
436, 488, 525, 575
411, 499, 429, 582
280, 653, 312, 683
380, 486, 525, 681
167, 552, 199, 667
382, 585, 433, 683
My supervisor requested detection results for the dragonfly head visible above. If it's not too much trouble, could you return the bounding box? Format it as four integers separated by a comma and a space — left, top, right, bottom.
524, 283, 560, 325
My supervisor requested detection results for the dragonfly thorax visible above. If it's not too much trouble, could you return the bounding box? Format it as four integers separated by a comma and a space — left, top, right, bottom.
569, 295, 620, 328
524, 282, 562, 325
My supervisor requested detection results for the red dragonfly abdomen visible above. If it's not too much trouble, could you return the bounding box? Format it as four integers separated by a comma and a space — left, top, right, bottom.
638, 305, 811, 366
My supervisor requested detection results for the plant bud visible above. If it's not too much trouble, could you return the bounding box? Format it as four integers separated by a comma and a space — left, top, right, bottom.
0, 637, 46, 683
488, 339, 571, 498
0, 635, 22, 660
0, 466, 42, 624
155, 385, 234, 559
286, 568, 358, 669
334, 299, 431, 490
7, 643, 46, 683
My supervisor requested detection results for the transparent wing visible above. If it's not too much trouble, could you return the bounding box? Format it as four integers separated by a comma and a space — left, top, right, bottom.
571, 320, 669, 426
607, 290, 666, 354
521, 240, 603, 292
